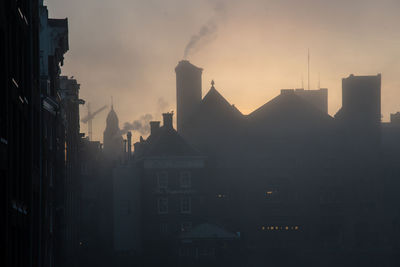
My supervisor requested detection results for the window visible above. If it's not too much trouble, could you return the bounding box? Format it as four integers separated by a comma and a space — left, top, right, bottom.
181, 222, 192, 232
265, 188, 279, 201
157, 198, 168, 214
157, 171, 168, 189
180, 171, 191, 188
160, 223, 168, 235
216, 193, 227, 199
180, 197, 191, 214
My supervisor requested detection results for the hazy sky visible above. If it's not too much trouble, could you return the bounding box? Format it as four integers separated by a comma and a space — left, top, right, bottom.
47, 0, 400, 142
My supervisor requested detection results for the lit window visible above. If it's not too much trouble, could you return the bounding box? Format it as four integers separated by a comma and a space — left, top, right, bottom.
216, 194, 226, 199
265, 188, 279, 200
157, 172, 168, 189
180, 197, 191, 214
157, 198, 168, 214
261, 226, 265, 230
180, 171, 191, 188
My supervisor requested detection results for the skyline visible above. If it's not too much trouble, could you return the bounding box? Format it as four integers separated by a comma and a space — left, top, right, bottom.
47, 0, 400, 142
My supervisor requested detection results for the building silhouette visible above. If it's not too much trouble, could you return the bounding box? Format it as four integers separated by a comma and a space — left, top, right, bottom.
103, 104, 123, 160
150, 61, 400, 266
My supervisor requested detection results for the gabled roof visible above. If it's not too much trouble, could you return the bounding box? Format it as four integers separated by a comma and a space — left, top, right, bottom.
184, 84, 244, 132
143, 126, 202, 158
180, 223, 239, 240
200, 85, 243, 118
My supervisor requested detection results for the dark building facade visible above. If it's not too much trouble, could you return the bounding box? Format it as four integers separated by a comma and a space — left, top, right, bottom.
1, 1, 41, 267
170, 61, 400, 266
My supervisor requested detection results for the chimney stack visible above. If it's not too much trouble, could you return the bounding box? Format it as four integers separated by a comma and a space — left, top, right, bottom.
175, 60, 203, 135
127, 131, 132, 160
163, 112, 173, 129
150, 121, 160, 135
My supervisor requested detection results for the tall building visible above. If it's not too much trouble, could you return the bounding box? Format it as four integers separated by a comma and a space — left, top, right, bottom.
38, 3, 70, 267
103, 105, 123, 160
175, 60, 203, 135
1, 1, 40, 267
335, 74, 382, 147
58, 76, 85, 267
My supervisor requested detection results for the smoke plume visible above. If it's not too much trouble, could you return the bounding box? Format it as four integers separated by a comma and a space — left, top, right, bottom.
120, 114, 153, 135
157, 97, 169, 115
119, 97, 171, 136
183, 2, 226, 58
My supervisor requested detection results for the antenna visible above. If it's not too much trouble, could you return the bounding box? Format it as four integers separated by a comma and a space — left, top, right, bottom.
307, 48, 310, 90
318, 73, 320, 89
111, 96, 113, 109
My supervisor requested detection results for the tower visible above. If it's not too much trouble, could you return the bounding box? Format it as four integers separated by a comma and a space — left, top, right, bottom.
103, 103, 123, 159
175, 60, 203, 134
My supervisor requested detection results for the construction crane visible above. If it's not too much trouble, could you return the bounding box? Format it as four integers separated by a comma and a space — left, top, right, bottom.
81, 103, 107, 141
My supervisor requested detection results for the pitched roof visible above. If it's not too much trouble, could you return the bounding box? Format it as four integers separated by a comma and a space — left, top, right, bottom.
201, 86, 243, 118
143, 126, 202, 157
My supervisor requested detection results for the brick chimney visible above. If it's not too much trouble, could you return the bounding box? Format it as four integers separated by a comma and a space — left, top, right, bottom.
163, 112, 173, 129
150, 121, 160, 135
175, 60, 202, 134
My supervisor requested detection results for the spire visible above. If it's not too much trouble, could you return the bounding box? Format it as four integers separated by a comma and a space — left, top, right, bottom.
211, 80, 215, 89
111, 96, 114, 110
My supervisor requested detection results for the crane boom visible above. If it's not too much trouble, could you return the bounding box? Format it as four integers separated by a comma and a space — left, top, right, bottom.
81, 103, 107, 140
81, 105, 107, 123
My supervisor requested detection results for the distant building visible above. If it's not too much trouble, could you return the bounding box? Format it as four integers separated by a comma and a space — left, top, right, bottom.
280, 88, 328, 113
103, 105, 123, 160
112, 131, 141, 267
391, 112, 400, 125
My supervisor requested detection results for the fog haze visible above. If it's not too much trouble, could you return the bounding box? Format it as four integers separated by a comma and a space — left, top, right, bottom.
47, 0, 400, 142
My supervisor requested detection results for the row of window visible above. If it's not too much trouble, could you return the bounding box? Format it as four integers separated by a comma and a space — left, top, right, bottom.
157, 171, 191, 189
158, 197, 191, 214
160, 222, 192, 234
261, 225, 300, 231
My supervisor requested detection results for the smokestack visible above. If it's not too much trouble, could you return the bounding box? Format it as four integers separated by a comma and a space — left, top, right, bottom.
162, 112, 173, 130
150, 121, 160, 135
127, 131, 132, 160
123, 139, 127, 162
175, 60, 203, 134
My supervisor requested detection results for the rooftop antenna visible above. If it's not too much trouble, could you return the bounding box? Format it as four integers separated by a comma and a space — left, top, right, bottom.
318, 72, 320, 89
111, 96, 113, 109
307, 48, 310, 90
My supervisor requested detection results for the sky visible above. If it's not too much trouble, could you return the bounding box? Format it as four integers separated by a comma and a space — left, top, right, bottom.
47, 0, 400, 143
